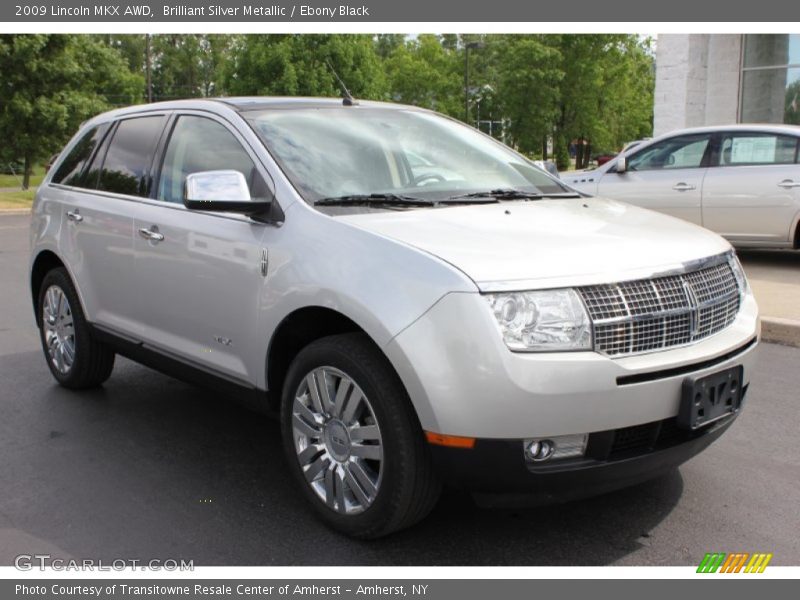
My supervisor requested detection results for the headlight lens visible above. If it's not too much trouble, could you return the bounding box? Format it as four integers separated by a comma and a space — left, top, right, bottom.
485, 289, 592, 351
728, 253, 750, 297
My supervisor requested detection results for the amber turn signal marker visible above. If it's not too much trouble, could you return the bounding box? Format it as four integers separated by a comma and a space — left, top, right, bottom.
425, 431, 476, 449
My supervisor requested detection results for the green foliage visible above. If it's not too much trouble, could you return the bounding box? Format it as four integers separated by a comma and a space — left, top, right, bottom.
0, 34, 142, 188
383, 35, 463, 116
0, 164, 45, 188
222, 35, 387, 99
554, 35, 654, 156
786, 79, 800, 125
151, 34, 235, 99
555, 132, 571, 171
493, 35, 562, 154
1, 33, 655, 188
0, 188, 36, 209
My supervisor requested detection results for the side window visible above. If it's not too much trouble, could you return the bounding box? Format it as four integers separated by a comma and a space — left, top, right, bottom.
92, 116, 166, 197
627, 135, 710, 171
718, 133, 799, 166
51, 124, 109, 187
158, 115, 269, 204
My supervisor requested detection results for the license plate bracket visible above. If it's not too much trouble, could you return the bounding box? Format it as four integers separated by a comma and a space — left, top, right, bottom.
678, 365, 744, 431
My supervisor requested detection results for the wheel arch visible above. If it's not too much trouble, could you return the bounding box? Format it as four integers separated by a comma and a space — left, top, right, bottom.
794, 212, 800, 249
265, 306, 401, 413
30, 250, 68, 327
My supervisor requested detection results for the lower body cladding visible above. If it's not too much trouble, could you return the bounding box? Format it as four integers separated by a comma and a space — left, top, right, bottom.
431, 414, 737, 506
384, 290, 760, 500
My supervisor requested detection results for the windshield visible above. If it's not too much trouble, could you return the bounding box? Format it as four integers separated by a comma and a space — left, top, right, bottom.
245, 106, 570, 205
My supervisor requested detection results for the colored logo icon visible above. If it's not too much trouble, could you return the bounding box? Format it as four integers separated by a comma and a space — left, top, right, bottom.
697, 552, 773, 573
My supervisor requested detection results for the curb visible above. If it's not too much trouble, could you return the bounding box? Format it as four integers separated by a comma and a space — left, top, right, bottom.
0, 209, 31, 216
761, 317, 800, 348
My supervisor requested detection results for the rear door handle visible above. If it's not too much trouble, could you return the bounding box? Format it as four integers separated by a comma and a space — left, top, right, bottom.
777, 179, 800, 189
66, 209, 83, 223
138, 226, 165, 243
672, 182, 696, 192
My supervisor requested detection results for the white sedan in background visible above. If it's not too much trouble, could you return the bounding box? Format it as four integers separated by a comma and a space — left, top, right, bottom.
564, 125, 800, 249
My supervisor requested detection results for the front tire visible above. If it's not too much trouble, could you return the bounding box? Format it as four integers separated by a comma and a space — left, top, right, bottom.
281, 333, 440, 538
37, 268, 115, 389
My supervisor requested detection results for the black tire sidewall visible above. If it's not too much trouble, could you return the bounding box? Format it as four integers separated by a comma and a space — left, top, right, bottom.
280, 334, 425, 538
37, 268, 95, 387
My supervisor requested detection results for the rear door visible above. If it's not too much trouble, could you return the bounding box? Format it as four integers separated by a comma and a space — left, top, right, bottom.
54, 114, 166, 332
129, 112, 276, 384
595, 133, 713, 225
701, 131, 800, 245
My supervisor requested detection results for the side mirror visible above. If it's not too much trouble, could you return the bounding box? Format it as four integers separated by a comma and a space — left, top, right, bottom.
184, 170, 271, 215
616, 156, 627, 174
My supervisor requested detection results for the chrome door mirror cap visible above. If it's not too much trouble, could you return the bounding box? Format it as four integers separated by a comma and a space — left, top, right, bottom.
183, 170, 271, 215
185, 170, 252, 203
616, 156, 627, 174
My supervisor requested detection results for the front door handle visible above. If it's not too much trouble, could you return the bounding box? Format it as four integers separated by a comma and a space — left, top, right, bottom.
777, 179, 800, 189
138, 226, 165, 243
672, 182, 696, 192
66, 209, 83, 223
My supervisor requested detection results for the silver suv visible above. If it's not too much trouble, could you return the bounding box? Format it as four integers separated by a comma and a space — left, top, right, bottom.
30, 98, 759, 538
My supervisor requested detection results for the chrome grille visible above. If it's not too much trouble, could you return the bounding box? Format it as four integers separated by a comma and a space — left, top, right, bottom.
579, 258, 741, 357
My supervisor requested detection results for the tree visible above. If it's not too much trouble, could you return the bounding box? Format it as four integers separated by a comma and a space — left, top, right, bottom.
223, 35, 387, 99
493, 35, 562, 155
151, 34, 235, 99
0, 35, 142, 188
383, 35, 462, 116
374, 34, 405, 60
551, 35, 654, 169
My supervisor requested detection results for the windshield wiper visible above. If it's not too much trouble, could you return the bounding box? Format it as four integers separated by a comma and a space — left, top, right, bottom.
314, 193, 435, 207
448, 188, 581, 201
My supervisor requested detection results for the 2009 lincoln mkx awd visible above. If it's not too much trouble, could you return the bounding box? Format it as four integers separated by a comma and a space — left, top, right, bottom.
29, 97, 759, 538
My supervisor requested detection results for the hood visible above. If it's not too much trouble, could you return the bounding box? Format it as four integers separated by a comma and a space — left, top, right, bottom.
336, 197, 731, 290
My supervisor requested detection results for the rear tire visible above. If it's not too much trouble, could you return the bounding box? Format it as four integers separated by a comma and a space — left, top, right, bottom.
280, 333, 441, 538
37, 268, 115, 389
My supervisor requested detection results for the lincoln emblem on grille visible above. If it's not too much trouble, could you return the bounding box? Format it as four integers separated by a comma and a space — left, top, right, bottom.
578, 254, 740, 357
681, 278, 701, 339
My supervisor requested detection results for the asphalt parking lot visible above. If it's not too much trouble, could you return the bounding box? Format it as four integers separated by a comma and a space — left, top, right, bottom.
1, 213, 799, 566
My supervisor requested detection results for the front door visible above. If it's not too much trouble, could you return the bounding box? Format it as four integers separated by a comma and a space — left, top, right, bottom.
130, 113, 276, 384
596, 133, 713, 225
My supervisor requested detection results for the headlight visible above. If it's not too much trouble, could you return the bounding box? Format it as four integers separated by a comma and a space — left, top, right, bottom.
485, 288, 592, 352
728, 252, 750, 298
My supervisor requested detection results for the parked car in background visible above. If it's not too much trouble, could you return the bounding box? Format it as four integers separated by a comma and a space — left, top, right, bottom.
564, 125, 800, 249
30, 99, 758, 538
621, 138, 649, 154
591, 140, 651, 168
593, 152, 617, 166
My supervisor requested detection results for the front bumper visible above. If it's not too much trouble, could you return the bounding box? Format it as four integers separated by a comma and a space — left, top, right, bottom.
430, 412, 738, 503
385, 291, 759, 439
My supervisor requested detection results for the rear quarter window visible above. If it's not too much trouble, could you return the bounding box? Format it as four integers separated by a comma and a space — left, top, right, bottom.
51, 124, 110, 187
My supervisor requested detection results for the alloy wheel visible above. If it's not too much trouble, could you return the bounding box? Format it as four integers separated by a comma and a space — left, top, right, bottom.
42, 285, 76, 375
291, 366, 384, 515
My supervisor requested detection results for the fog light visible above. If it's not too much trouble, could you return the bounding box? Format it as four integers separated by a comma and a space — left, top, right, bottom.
523, 433, 588, 463
525, 439, 554, 461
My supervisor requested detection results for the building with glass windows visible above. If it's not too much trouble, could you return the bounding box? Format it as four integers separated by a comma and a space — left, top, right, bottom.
654, 34, 800, 136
